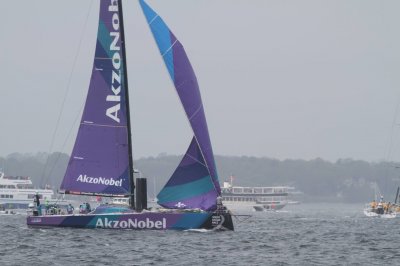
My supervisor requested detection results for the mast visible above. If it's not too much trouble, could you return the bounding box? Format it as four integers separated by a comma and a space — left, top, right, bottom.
118, 0, 135, 209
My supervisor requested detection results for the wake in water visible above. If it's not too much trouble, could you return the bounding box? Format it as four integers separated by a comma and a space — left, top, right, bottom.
184, 228, 212, 233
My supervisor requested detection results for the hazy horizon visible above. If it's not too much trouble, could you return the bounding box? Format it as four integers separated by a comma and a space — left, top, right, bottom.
1, 150, 398, 165
1, 0, 400, 162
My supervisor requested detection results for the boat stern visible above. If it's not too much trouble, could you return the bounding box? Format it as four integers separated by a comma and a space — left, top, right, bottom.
201, 211, 234, 231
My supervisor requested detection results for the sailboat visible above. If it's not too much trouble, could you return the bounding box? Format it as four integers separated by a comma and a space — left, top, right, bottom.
363, 185, 396, 218
27, 0, 234, 231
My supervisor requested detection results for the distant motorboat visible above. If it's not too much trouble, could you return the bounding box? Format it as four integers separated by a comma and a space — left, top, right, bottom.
0, 204, 17, 215
0, 210, 16, 215
253, 205, 264, 212
260, 201, 287, 211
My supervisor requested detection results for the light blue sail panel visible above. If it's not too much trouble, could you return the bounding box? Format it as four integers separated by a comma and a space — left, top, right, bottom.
140, 0, 174, 79
140, 0, 220, 211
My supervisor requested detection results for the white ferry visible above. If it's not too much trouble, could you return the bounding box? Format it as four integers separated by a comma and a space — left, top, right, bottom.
221, 180, 290, 211
0, 171, 62, 209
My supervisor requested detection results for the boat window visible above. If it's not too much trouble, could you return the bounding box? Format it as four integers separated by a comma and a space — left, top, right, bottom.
28, 194, 43, 199
243, 188, 252, 193
7, 185, 16, 189
17, 184, 34, 189
4, 176, 29, 180
223, 188, 232, 193
263, 188, 273, 193
254, 188, 262, 194
233, 188, 242, 193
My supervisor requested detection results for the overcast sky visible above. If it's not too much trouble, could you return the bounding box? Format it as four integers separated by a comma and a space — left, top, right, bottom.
1, 0, 400, 162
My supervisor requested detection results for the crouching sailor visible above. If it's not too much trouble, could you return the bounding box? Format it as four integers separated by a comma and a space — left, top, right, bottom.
66, 203, 74, 215
79, 202, 91, 214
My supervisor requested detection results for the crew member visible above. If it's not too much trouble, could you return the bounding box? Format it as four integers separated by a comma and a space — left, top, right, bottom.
67, 204, 74, 215
33, 192, 41, 216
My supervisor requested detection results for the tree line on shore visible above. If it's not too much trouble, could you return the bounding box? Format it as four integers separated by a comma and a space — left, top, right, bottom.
1, 152, 399, 203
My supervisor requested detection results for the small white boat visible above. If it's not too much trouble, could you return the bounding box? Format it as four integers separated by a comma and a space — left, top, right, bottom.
253, 205, 264, 212
0, 210, 16, 215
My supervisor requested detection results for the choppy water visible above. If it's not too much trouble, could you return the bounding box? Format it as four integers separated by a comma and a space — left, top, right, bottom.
1, 203, 400, 266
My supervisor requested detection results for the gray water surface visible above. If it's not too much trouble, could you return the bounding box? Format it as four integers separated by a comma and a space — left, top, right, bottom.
1, 203, 399, 266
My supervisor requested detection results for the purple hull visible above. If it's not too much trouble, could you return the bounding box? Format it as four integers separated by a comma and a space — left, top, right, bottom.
27, 211, 234, 231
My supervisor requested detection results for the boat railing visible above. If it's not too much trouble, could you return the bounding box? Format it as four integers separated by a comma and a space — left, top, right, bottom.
223, 186, 290, 194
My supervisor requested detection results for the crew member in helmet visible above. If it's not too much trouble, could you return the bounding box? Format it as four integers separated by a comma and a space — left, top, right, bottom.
67, 203, 74, 215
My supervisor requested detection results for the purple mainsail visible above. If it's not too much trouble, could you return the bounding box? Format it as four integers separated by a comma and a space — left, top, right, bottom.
140, 0, 220, 210
61, 0, 131, 196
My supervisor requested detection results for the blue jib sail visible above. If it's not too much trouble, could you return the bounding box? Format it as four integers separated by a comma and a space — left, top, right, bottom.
140, 0, 220, 211
60, 0, 131, 196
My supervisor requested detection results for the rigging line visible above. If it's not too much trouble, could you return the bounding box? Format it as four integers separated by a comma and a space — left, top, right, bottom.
380, 4, 399, 196
384, 94, 400, 161
44, 102, 85, 186
382, 93, 400, 194
186, 153, 207, 168
192, 135, 220, 193
40, 0, 95, 186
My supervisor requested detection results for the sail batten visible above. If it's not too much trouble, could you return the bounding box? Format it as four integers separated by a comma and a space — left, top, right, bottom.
140, 0, 221, 211
60, 1, 131, 196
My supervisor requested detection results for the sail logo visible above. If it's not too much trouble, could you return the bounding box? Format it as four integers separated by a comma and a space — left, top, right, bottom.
211, 215, 226, 230
77, 175, 123, 187
175, 202, 186, 208
95, 217, 167, 229
30, 218, 42, 223
106, 0, 122, 123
